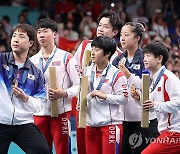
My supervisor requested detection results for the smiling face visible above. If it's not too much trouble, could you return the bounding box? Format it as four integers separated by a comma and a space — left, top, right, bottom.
37, 28, 56, 47
144, 52, 162, 74
96, 17, 118, 38
120, 25, 139, 50
11, 29, 33, 55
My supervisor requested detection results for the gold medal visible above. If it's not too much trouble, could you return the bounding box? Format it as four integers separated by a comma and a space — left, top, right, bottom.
119, 57, 126, 65
131, 84, 136, 93
12, 79, 18, 87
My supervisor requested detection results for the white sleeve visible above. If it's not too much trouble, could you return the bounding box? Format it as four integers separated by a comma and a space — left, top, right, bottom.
128, 73, 141, 90
22, 70, 46, 113
23, 96, 46, 113
65, 57, 80, 98
154, 77, 180, 113
128, 73, 142, 105
102, 75, 128, 105
74, 41, 83, 68
65, 84, 80, 98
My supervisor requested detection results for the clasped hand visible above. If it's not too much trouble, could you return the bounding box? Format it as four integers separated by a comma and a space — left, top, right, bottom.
48, 88, 67, 100
12, 85, 29, 102
90, 90, 107, 100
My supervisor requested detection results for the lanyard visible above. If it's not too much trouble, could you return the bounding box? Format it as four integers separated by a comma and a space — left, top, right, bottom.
150, 67, 166, 93
90, 64, 111, 91
9, 65, 28, 84
39, 47, 57, 74
8, 65, 28, 95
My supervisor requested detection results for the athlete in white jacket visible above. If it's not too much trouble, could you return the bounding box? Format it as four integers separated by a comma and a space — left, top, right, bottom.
31, 47, 80, 116
113, 22, 159, 153
74, 10, 124, 154
85, 36, 128, 154
30, 18, 80, 154
141, 42, 180, 154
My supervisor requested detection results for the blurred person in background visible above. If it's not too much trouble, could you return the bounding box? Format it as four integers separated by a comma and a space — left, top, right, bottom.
145, 0, 162, 22
152, 11, 169, 39
62, 19, 79, 41
79, 11, 97, 39
21, 9, 31, 25
0, 42, 6, 53
163, 0, 177, 37
1, 15, 12, 37
0, 22, 8, 52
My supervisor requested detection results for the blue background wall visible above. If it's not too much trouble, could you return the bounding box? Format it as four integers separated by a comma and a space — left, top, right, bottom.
0, 6, 40, 26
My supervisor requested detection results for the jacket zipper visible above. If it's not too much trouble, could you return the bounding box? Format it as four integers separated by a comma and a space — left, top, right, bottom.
11, 69, 20, 125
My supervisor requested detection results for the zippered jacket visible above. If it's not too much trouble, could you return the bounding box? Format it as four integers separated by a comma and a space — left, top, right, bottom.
30, 47, 80, 115
0, 52, 46, 125
84, 63, 128, 126
150, 66, 180, 133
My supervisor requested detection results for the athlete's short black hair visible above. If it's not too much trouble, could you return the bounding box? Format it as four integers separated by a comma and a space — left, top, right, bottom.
36, 18, 57, 32
143, 41, 169, 65
98, 10, 123, 33
91, 36, 116, 60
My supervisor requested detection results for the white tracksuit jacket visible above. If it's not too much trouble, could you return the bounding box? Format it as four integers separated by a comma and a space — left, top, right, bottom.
84, 63, 128, 127
0, 52, 46, 125
30, 46, 80, 115
150, 66, 180, 133
124, 73, 157, 121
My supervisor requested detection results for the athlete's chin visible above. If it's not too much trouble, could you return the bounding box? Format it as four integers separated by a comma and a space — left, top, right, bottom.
13, 49, 22, 54
121, 44, 127, 49
91, 59, 96, 63
144, 64, 149, 69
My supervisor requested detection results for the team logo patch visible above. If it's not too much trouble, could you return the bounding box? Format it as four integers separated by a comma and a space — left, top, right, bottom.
52, 61, 61, 66
28, 73, 35, 80
133, 64, 140, 70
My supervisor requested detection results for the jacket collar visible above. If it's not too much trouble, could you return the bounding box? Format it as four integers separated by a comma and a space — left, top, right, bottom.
39, 45, 57, 58
122, 48, 143, 63
8, 52, 31, 69
92, 62, 111, 76
151, 66, 166, 82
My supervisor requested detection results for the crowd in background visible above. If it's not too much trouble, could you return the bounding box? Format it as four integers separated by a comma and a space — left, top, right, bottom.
0, 0, 179, 77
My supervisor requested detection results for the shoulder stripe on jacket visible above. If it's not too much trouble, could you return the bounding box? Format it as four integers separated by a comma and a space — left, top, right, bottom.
111, 70, 124, 86
80, 40, 92, 66
116, 49, 122, 56
163, 74, 171, 127
63, 52, 73, 67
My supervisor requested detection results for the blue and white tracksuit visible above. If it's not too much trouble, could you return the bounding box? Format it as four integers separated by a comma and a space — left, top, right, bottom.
0, 52, 46, 125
